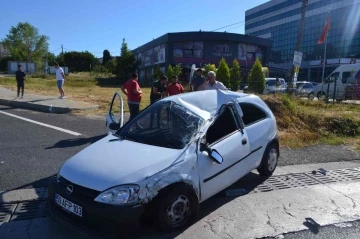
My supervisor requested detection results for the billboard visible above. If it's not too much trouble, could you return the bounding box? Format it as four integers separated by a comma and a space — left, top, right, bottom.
154, 44, 166, 64
143, 49, 153, 67
173, 41, 204, 61
237, 44, 264, 65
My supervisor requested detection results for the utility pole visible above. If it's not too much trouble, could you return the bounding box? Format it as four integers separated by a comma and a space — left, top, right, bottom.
61, 44, 66, 74
289, 0, 308, 88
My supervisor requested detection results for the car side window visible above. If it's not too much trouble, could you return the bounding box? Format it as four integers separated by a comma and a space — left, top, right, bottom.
302, 84, 311, 89
342, 71, 352, 84
206, 106, 238, 145
238, 103, 267, 127
326, 72, 340, 83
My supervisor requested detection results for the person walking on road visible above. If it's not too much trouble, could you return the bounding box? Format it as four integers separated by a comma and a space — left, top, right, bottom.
55, 63, 67, 99
15, 65, 26, 99
166, 76, 184, 96
190, 68, 206, 92
150, 76, 168, 104
121, 73, 142, 121
198, 71, 228, 91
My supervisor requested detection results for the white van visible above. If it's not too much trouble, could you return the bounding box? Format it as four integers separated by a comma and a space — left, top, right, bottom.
314, 64, 360, 100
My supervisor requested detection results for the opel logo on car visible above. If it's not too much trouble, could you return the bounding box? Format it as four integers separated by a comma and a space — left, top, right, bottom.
66, 185, 74, 195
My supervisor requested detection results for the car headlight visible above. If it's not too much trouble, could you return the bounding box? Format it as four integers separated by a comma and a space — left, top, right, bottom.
94, 185, 140, 205
56, 169, 62, 182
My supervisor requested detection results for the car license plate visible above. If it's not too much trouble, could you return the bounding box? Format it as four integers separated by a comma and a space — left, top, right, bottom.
55, 193, 82, 217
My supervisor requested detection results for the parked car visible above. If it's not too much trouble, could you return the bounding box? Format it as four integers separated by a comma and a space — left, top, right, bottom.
287, 81, 315, 99
243, 78, 286, 94
48, 90, 279, 233
314, 63, 360, 100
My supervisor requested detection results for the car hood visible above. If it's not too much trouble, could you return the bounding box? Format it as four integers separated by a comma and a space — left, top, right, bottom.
59, 134, 184, 192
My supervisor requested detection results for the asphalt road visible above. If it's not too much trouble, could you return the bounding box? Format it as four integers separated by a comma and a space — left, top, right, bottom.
0, 105, 359, 191
0, 105, 106, 191
263, 220, 360, 239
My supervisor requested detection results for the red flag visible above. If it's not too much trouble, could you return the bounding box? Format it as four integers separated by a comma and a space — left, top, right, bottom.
317, 15, 330, 44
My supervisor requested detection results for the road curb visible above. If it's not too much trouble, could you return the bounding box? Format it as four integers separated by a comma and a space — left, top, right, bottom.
0, 187, 47, 203
0, 99, 99, 114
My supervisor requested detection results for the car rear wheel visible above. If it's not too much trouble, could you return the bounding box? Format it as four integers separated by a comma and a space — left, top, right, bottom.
153, 184, 199, 232
257, 144, 279, 176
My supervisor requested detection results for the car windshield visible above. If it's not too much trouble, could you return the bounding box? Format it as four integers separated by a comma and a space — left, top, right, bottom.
115, 101, 205, 149
296, 83, 304, 88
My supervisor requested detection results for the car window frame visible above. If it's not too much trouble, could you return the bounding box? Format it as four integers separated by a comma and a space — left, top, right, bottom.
206, 104, 241, 147
238, 102, 269, 127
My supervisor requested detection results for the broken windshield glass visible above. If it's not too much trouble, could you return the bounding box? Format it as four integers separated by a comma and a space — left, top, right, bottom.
117, 101, 205, 149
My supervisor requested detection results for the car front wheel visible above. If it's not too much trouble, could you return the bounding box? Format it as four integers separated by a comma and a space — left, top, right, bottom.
153, 184, 199, 232
308, 93, 315, 100
257, 144, 279, 176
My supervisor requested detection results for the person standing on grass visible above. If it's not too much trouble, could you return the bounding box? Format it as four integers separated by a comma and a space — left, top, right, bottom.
121, 73, 142, 121
198, 71, 228, 91
15, 65, 26, 99
55, 63, 67, 99
150, 75, 168, 104
166, 75, 184, 96
190, 68, 205, 91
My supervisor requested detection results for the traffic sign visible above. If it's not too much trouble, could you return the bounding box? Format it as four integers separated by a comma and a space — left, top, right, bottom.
293, 51, 303, 67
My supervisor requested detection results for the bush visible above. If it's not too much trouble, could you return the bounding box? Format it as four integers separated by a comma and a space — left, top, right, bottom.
216, 58, 230, 88
248, 58, 265, 94
173, 64, 183, 77
166, 65, 174, 79
153, 65, 163, 81
230, 59, 241, 91
203, 63, 217, 76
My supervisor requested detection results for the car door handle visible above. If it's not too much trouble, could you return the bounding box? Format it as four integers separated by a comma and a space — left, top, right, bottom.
242, 138, 247, 145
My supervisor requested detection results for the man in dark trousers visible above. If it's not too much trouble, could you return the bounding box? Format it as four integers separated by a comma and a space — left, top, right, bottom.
150, 75, 168, 104
121, 73, 142, 121
15, 65, 26, 99
190, 68, 205, 91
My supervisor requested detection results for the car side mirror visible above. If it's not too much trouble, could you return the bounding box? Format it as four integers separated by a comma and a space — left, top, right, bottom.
109, 122, 120, 131
209, 149, 224, 164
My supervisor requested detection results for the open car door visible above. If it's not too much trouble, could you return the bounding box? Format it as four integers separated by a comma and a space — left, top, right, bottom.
106, 92, 124, 134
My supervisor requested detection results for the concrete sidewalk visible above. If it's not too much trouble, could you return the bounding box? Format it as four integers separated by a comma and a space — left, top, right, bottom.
2, 161, 360, 238
0, 87, 99, 113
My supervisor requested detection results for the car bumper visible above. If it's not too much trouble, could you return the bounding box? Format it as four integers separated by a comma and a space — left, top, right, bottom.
48, 177, 144, 235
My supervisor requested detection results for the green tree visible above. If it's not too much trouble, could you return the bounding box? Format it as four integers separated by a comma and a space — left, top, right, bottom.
248, 58, 265, 94
116, 38, 139, 81
173, 64, 183, 77
216, 58, 230, 88
61, 51, 97, 72
166, 64, 174, 79
153, 65, 163, 81
102, 49, 111, 66
2, 22, 49, 72
203, 63, 217, 76
105, 58, 117, 75
230, 59, 241, 91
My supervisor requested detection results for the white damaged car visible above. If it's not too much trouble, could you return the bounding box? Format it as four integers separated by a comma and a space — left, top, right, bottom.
48, 90, 279, 232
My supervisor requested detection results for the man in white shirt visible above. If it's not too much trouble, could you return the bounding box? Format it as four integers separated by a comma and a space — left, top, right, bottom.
55, 63, 67, 99
198, 71, 228, 91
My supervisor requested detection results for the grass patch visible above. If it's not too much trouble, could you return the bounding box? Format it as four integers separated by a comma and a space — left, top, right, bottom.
263, 94, 360, 148
0, 75, 154, 113
1, 75, 359, 149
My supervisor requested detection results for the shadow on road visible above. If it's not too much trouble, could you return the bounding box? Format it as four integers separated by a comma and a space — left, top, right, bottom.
45, 134, 106, 149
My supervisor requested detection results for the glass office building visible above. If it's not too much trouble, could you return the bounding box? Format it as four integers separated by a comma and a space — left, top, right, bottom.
245, 0, 360, 80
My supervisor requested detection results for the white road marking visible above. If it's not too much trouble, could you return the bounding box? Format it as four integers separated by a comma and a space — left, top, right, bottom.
0, 110, 82, 136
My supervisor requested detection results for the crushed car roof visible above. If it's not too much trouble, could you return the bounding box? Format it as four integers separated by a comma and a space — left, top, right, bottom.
159, 90, 249, 120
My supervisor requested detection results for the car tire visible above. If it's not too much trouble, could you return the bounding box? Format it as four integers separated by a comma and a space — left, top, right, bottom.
257, 143, 279, 176
317, 91, 326, 100
153, 184, 199, 232
308, 93, 315, 100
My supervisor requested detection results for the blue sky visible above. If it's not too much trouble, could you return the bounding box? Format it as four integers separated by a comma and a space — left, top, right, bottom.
0, 0, 267, 58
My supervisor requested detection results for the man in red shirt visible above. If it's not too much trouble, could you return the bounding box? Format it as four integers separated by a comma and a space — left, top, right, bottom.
166, 76, 184, 96
121, 73, 142, 121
